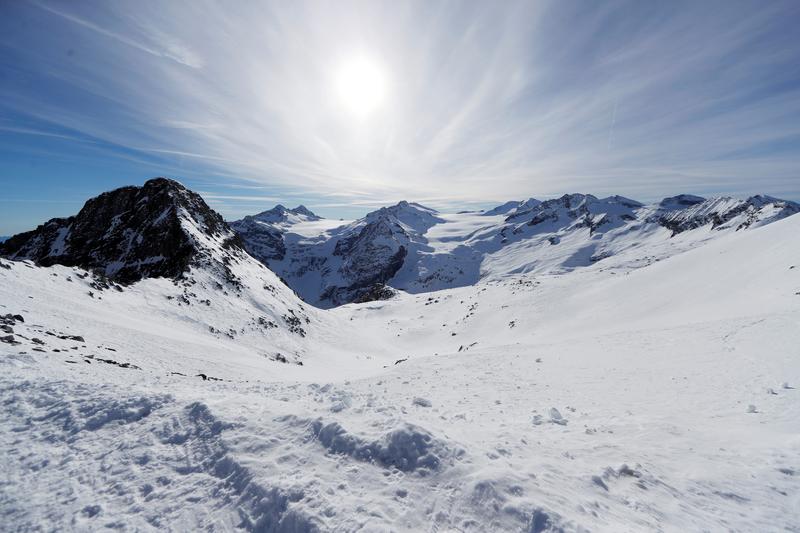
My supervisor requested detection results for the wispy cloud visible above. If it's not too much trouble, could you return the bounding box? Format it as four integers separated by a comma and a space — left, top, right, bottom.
1, 0, 799, 215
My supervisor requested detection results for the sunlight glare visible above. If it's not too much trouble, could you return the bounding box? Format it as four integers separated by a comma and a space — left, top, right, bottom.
335, 55, 387, 119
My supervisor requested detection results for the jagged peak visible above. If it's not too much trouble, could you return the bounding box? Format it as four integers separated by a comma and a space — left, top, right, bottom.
745, 194, 799, 208
0, 177, 241, 283
519, 197, 542, 208
356, 201, 442, 235
248, 204, 321, 223
368, 201, 438, 219
386, 200, 438, 213
292, 205, 319, 218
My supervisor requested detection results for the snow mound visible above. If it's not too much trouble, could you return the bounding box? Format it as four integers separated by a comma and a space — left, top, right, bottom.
308, 418, 456, 473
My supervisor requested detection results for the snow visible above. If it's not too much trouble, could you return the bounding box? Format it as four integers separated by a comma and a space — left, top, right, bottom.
1, 212, 799, 531
46, 226, 70, 256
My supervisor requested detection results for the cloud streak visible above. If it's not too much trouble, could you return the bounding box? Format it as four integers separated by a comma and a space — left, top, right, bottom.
1, 0, 799, 218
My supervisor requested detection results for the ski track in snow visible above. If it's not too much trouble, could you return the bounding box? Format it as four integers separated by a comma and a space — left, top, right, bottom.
2, 214, 800, 531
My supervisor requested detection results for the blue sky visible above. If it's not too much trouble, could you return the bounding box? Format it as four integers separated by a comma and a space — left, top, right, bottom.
1, 0, 799, 235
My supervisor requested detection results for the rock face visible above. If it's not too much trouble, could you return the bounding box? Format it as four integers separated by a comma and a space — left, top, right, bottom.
0, 178, 245, 284
311, 201, 441, 306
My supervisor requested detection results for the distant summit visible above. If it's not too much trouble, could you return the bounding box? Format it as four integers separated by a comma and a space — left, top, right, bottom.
483, 198, 541, 217
229, 204, 323, 265
658, 194, 706, 209
248, 204, 322, 224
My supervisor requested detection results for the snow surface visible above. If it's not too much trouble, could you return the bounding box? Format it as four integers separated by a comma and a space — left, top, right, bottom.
1, 214, 799, 531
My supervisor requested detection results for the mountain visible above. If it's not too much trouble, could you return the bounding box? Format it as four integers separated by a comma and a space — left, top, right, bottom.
228, 204, 324, 265
0, 177, 322, 362
0, 177, 244, 284
0, 236, 9, 243
244, 204, 322, 225
232, 200, 443, 307
234, 192, 799, 306
652, 194, 799, 235
482, 197, 541, 216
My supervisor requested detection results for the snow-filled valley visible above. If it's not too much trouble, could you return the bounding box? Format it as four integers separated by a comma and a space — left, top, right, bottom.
1, 180, 799, 532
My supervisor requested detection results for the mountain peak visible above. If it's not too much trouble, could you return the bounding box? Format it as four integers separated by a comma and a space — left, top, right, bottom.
143, 176, 184, 189
0, 178, 242, 283
659, 194, 706, 209
367, 201, 442, 232
292, 205, 318, 218
250, 204, 321, 223
483, 198, 542, 217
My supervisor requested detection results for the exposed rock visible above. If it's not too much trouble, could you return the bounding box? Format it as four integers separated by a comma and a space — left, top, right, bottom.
0, 177, 245, 284
352, 283, 397, 304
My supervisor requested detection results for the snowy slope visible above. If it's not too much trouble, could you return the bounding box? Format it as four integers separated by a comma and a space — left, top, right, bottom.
0, 179, 356, 368
1, 199, 799, 531
235, 193, 799, 306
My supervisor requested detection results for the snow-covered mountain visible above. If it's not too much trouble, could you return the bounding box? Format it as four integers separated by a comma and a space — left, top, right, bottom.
0, 178, 331, 365
231, 200, 446, 307
233, 192, 799, 307
482, 197, 541, 216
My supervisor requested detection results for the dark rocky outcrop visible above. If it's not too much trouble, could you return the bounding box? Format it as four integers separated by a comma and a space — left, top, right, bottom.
0, 177, 244, 284
352, 283, 397, 303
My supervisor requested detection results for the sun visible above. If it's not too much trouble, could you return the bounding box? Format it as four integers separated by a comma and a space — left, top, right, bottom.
335, 56, 387, 118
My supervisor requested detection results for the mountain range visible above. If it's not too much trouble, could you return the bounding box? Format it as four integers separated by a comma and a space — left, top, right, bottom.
230, 190, 799, 307
5, 179, 797, 309
1, 177, 798, 531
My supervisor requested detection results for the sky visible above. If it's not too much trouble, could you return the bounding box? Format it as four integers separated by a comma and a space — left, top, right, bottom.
1, 0, 799, 235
